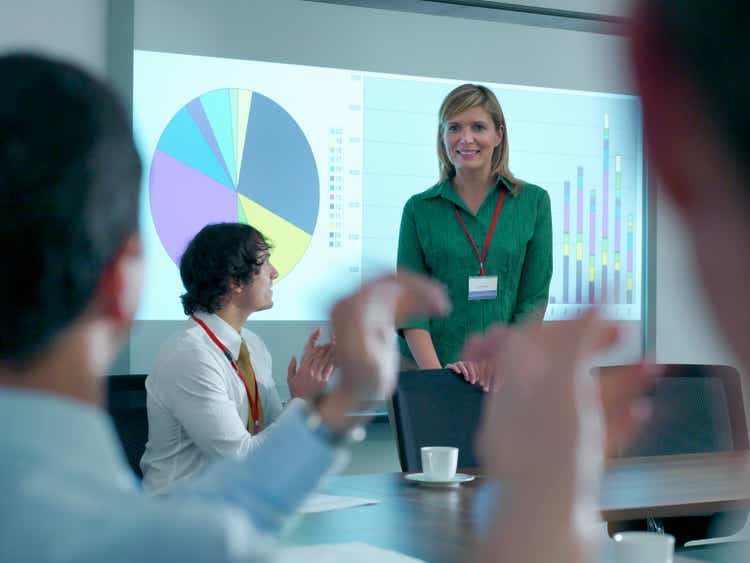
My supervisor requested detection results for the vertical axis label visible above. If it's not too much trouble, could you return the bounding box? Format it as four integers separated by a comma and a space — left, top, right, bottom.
589, 189, 596, 304
563, 180, 570, 304
576, 167, 583, 304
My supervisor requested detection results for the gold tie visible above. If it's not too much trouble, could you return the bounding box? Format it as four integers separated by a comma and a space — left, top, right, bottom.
236, 340, 264, 433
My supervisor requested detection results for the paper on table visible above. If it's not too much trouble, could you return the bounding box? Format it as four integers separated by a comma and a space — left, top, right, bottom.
277, 542, 425, 562
298, 493, 379, 514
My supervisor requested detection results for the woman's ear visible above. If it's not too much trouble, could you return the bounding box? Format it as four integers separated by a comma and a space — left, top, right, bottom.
493, 123, 503, 148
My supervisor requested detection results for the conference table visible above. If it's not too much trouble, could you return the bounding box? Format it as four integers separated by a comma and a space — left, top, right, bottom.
286, 451, 750, 562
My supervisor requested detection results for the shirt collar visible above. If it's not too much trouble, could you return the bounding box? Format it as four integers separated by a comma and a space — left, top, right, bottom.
427, 175, 511, 213
0, 389, 135, 489
192, 311, 243, 361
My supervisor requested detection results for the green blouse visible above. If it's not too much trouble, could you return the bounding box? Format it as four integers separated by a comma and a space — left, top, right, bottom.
397, 176, 552, 365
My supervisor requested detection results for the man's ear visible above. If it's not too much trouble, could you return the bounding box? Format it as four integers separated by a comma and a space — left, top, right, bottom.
228, 279, 244, 296
629, 0, 704, 212
95, 233, 143, 327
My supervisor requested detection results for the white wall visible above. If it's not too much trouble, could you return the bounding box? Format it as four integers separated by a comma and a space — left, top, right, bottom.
134, 0, 632, 93
654, 188, 737, 365
0, 0, 107, 75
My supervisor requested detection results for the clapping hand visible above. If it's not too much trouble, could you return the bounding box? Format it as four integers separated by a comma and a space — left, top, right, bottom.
464, 314, 654, 480
313, 273, 449, 434
324, 273, 449, 416
464, 314, 656, 563
287, 328, 336, 400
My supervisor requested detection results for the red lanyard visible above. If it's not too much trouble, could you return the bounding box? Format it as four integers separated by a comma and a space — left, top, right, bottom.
191, 315, 262, 434
454, 189, 506, 275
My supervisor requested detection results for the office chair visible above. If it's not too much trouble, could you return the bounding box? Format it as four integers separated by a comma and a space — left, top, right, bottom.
601, 364, 748, 546
106, 374, 149, 479
391, 369, 485, 473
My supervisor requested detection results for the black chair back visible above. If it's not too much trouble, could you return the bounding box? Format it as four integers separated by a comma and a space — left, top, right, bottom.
106, 374, 148, 479
391, 369, 485, 472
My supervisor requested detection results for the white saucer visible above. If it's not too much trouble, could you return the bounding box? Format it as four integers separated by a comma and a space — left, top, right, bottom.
404, 473, 476, 487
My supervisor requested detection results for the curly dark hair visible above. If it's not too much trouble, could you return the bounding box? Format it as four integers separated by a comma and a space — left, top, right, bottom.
179, 223, 272, 315
0, 53, 141, 366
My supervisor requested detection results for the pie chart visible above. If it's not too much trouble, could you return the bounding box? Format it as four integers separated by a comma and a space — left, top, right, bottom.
149, 88, 319, 282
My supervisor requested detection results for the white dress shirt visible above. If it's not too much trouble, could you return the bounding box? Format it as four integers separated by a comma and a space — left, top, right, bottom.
141, 312, 303, 495
0, 389, 340, 563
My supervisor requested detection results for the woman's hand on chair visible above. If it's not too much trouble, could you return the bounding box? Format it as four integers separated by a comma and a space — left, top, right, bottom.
446, 360, 497, 392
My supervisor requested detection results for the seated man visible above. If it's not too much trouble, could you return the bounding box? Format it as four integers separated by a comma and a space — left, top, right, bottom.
141, 222, 335, 494
0, 52, 449, 563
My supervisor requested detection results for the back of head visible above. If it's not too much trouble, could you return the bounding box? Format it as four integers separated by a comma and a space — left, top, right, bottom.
0, 53, 141, 367
179, 222, 270, 316
652, 1, 750, 177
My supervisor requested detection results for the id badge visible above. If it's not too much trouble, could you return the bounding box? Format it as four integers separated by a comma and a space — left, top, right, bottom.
468, 276, 498, 301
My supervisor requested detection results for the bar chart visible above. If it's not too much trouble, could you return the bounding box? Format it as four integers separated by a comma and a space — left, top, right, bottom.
548, 112, 641, 320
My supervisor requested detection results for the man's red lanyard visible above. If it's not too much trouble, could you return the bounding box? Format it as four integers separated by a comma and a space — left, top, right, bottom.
454, 190, 506, 275
191, 315, 262, 434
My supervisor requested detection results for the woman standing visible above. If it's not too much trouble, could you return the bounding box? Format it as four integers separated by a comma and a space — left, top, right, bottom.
397, 84, 552, 390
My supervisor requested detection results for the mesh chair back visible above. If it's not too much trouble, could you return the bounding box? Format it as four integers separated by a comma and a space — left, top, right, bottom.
601, 364, 747, 457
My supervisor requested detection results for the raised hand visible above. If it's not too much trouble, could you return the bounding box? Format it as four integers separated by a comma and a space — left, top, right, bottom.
332, 273, 449, 402
465, 314, 653, 479
598, 362, 659, 456
464, 313, 656, 563
287, 328, 336, 400
314, 273, 449, 434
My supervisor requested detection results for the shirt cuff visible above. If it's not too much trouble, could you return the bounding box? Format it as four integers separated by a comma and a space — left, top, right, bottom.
283, 396, 307, 410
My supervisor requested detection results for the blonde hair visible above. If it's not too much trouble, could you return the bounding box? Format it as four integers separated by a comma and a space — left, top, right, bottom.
437, 83, 522, 194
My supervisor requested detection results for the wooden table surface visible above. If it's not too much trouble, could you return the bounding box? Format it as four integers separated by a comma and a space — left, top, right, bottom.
286, 452, 750, 562
602, 451, 750, 521
288, 472, 483, 562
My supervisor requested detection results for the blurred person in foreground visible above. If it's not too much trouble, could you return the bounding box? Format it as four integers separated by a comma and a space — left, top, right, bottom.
0, 52, 449, 563
469, 1, 750, 562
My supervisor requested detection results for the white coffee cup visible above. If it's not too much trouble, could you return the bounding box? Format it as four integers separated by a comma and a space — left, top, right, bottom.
420, 446, 458, 481
612, 532, 674, 563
